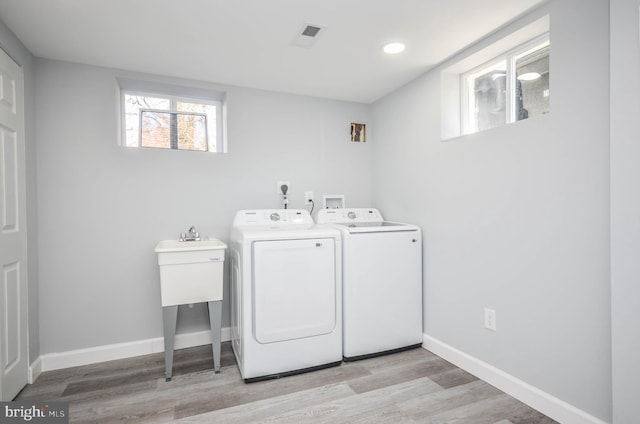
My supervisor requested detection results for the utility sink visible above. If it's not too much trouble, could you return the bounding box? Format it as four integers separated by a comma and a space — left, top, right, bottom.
155, 236, 227, 380
155, 237, 227, 307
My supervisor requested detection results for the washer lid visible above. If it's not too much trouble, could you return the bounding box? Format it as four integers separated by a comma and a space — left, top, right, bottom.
337, 221, 418, 233
340, 221, 406, 228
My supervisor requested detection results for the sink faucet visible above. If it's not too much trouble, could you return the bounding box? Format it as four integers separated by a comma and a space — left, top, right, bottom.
180, 225, 201, 241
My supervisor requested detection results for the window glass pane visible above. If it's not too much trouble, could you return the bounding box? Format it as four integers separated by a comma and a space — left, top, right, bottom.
140, 111, 208, 151
140, 110, 171, 149
470, 61, 507, 132
176, 101, 200, 113
177, 113, 207, 151
515, 46, 549, 121
177, 101, 217, 151
124, 95, 170, 146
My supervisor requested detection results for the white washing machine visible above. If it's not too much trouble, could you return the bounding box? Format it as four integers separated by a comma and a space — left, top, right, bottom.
316, 208, 423, 360
229, 209, 342, 382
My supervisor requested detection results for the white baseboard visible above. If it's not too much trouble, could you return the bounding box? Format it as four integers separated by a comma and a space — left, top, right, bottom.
28, 356, 42, 384
422, 334, 608, 424
31, 327, 231, 375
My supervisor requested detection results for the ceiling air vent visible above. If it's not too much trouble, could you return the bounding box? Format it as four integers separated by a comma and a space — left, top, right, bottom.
302, 25, 322, 38
293, 24, 325, 48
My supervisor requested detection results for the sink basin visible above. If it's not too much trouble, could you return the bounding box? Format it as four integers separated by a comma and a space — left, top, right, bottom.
155, 237, 227, 253
155, 237, 227, 307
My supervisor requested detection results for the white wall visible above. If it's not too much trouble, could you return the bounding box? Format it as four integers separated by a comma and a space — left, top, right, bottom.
0, 19, 39, 362
371, 0, 611, 421
34, 58, 371, 354
610, 0, 640, 422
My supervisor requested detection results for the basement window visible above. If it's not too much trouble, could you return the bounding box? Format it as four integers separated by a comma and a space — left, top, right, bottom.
122, 91, 221, 152
461, 35, 549, 135
440, 15, 550, 140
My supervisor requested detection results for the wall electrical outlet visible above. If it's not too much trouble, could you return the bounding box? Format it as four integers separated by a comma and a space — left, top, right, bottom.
484, 308, 497, 331
305, 191, 314, 203
277, 181, 290, 194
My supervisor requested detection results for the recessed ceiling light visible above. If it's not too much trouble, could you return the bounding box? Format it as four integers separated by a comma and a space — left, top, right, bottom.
517, 72, 541, 81
383, 42, 406, 54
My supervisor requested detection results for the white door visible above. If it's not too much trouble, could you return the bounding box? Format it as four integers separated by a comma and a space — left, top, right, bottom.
0, 47, 28, 401
252, 238, 336, 344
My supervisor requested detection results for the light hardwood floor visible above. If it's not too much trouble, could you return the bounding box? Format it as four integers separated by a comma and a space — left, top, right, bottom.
16, 343, 557, 423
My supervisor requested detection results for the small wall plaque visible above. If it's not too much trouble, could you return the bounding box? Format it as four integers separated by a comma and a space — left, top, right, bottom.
350, 123, 366, 142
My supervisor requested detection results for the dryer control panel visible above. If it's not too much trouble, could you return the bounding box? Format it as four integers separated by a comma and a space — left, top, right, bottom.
233, 209, 313, 226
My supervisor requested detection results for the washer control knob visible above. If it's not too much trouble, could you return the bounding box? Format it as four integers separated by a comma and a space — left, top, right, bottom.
270, 213, 281, 221
347, 211, 356, 219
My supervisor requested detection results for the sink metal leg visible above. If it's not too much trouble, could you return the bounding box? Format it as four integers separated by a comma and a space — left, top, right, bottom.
208, 300, 222, 373
162, 305, 178, 381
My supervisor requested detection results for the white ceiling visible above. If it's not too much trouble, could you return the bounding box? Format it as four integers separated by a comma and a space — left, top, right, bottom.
0, 0, 545, 103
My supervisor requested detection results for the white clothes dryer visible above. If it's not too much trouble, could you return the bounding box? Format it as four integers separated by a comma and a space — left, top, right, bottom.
316, 208, 423, 361
229, 209, 342, 382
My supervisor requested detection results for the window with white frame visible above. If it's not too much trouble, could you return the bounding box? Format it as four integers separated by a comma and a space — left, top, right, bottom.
461, 35, 549, 135
121, 90, 223, 152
